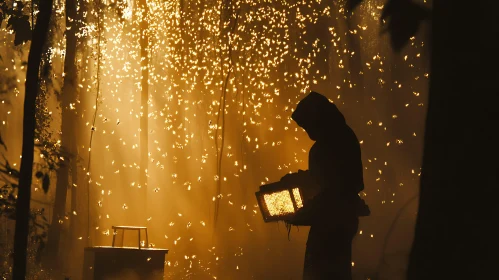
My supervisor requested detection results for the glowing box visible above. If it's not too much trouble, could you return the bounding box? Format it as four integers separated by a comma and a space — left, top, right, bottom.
255, 181, 305, 222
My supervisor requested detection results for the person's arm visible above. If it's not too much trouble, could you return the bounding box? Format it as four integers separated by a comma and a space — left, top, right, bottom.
280, 169, 308, 183
286, 187, 333, 226
278, 170, 322, 226
286, 194, 322, 226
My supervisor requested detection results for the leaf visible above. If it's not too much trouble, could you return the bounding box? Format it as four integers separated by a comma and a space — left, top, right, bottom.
7, 14, 32, 46
34, 222, 45, 228
0, 133, 6, 150
380, 0, 431, 52
35, 171, 44, 179
42, 174, 50, 194
0, 1, 7, 25
3, 159, 20, 178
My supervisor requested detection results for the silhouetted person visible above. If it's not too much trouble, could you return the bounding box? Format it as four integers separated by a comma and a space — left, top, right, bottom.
282, 91, 368, 280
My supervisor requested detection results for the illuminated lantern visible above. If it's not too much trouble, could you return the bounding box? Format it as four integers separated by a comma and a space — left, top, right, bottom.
255, 173, 319, 222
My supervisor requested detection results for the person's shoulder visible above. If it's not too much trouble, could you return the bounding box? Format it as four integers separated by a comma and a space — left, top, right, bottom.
310, 141, 321, 150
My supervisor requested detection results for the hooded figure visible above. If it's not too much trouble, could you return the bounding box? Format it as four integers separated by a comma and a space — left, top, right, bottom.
284, 91, 367, 280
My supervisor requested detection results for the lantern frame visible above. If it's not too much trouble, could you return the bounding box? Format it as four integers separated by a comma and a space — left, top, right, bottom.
255, 181, 305, 223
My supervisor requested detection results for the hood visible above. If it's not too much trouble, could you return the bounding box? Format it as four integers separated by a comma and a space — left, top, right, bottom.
291, 91, 346, 133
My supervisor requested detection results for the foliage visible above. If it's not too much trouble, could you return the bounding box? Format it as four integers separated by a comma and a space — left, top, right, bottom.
0, 1, 33, 46
0, 133, 5, 150
36, 4, 64, 145
0, 134, 63, 225
380, 0, 431, 51
0, 136, 62, 276
0, 209, 52, 279
0, 155, 19, 220
1, 1, 61, 145
0, 72, 17, 98
0, 168, 50, 274
347, 0, 431, 51
35, 76, 56, 145
0, 146, 59, 219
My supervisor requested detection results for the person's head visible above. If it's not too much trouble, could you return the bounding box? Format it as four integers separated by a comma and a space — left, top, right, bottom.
291, 91, 345, 141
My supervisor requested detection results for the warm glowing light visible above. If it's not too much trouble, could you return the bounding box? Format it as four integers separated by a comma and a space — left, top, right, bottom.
263, 190, 296, 217
0, 0, 430, 277
292, 187, 304, 208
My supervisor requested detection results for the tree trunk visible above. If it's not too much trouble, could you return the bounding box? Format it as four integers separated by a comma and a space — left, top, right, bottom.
46, 0, 78, 269
138, 0, 149, 223
68, 0, 88, 272
407, 1, 499, 279
13, 0, 54, 278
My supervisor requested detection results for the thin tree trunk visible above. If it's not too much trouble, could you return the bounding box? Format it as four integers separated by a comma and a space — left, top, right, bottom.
68, 2, 88, 271
46, 0, 78, 269
13, 0, 54, 278
139, 0, 149, 222
407, 1, 499, 279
